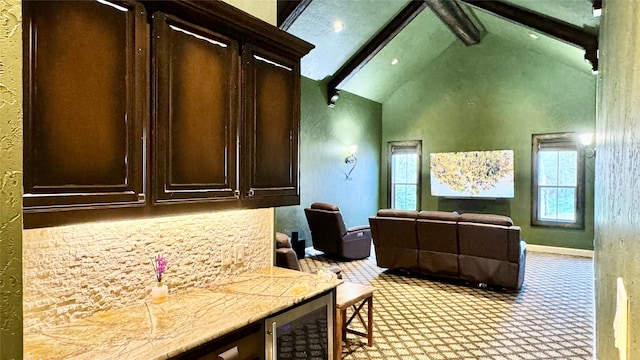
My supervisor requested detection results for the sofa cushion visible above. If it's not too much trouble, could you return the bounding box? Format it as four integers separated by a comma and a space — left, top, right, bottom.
376, 209, 418, 218
416, 219, 458, 253
417, 211, 460, 222
418, 210, 460, 221
459, 213, 513, 226
458, 222, 521, 261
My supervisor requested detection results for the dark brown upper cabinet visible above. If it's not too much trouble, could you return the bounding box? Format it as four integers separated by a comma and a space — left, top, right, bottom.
22, 0, 313, 228
241, 45, 301, 207
152, 13, 239, 204
22, 0, 147, 212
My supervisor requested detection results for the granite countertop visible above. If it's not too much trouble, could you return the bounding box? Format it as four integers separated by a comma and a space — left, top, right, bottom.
24, 267, 341, 360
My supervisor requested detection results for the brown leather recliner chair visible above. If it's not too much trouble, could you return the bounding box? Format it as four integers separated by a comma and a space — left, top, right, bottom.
275, 232, 300, 271
304, 202, 372, 260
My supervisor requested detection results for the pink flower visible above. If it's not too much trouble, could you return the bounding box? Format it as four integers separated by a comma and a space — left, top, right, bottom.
151, 254, 168, 282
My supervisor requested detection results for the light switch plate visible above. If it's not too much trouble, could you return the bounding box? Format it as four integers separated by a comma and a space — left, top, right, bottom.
235, 245, 245, 264
614, 277, 628, 360
222, 245, 233, 266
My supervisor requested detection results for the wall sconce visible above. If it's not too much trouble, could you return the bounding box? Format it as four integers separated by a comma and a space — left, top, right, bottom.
344, 145, 358, 181
579, 133, 596, 158
328, 90, 340, 108
592, 0, 602, 17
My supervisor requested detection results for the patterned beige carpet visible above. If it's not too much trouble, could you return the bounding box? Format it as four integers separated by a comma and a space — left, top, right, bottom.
300, 248, 593, 360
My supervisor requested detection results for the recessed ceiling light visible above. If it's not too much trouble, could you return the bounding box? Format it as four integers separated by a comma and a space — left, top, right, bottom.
528, 33, 539, 39
391, 58, 399, 65
593, 8, 602, 17
333, 20, 344, 33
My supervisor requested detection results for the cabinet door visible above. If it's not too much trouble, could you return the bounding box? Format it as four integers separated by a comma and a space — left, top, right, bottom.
152, 13, 239, 204
170, 322, 264, 360
23, 0, 147, 211
242, 45, 300, 206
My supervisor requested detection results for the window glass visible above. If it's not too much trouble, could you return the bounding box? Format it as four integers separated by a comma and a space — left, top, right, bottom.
531, 133, 585, 229
388, 141, 421, 211
558, 151, 577, 186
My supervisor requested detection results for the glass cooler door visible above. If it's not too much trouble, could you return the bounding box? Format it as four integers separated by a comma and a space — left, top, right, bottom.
265, 292, 334, 360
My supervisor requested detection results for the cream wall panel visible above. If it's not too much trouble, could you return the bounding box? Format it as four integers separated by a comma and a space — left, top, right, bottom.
0, 0, 24, 358
223, 0, 276, 25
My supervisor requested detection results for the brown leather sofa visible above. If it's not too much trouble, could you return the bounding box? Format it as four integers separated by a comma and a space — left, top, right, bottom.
304, 202, 372, 260
369, 209, 526, 290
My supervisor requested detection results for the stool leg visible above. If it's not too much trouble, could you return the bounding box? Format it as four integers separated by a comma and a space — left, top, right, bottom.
367, 297, 373, 346
341, 309, 347, 341
334, 309, 342, 360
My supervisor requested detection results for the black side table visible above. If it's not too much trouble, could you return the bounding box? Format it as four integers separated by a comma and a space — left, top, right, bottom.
291, 231, 306, 259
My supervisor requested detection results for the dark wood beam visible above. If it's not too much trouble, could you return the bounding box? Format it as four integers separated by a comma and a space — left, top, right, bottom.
278, 0, 313, 31
426, 0, 481, 46
327, 1, 428, 106
459, 0, 598, 71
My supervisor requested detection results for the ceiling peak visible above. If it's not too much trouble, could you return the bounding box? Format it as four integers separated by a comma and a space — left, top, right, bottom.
426, 0, 482, 46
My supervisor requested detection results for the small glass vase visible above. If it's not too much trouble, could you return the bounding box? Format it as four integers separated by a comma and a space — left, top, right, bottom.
151, 282, 168, 304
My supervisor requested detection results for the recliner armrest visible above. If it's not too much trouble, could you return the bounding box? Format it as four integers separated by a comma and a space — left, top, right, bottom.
343, 227, 372, 242
347, 225, 370, 232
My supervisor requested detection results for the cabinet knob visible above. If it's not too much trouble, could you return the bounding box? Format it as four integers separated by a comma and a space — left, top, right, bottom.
247, 189, 255, 197
233, 190, 240, 199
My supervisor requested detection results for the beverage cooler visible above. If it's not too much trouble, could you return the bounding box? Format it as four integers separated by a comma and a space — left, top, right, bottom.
265, 291, 334, 360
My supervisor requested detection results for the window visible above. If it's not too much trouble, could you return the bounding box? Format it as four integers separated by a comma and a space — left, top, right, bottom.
531, 133, 585, 229
388, 141, 422, 210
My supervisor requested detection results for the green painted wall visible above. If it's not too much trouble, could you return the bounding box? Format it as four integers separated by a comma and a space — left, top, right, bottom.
595, 1, 640, 358
382, 33, 596, 250
275, 77, 382, 245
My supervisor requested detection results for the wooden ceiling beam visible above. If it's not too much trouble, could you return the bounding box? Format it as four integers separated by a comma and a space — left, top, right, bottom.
327, 1, 429, 107
278, 0, 313, 31
426, 0, 481, 46
459, 0, 599, 71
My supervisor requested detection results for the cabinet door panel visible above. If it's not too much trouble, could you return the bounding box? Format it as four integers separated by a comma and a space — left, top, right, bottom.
242, 45, 300, 204
152, 13, 239, 204
23, 0, 146, 210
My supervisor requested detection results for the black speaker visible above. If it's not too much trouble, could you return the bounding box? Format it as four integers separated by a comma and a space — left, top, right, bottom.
291, 231, 305, 259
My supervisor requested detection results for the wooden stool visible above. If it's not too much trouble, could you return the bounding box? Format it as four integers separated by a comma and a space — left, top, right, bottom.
334, 282, 375, 359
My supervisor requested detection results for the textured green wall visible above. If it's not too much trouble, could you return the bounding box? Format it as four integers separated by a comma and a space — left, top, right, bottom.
275, 77, 382, 244
382, 33, 596, 250
595, 1, 640, 358
0, 0, 23, 358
